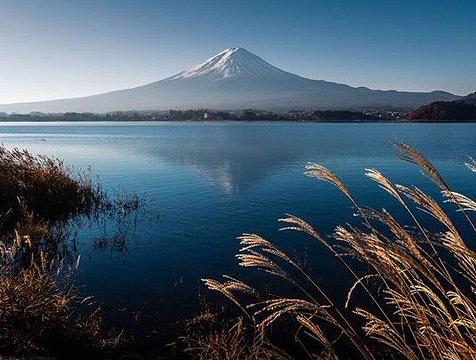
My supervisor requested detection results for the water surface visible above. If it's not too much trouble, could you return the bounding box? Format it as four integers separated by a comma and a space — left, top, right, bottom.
1, 121, 474, 336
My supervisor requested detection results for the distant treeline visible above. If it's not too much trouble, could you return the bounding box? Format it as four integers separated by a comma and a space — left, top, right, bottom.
0, 109, 394, 122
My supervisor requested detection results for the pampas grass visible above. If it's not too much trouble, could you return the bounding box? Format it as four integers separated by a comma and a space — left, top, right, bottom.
200, 142, 476, 359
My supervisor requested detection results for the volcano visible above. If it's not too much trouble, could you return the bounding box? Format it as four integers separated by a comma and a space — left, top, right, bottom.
0, 47, 460, 113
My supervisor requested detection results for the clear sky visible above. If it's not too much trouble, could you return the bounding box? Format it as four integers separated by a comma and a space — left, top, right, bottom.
1, 0, 475, 103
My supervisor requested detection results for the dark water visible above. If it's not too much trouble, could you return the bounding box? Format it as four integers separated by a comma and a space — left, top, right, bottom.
0, 121, 474, 338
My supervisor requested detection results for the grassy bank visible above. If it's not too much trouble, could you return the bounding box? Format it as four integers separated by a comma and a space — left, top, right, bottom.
0, 146, 128, 359
0, 146, 103, 228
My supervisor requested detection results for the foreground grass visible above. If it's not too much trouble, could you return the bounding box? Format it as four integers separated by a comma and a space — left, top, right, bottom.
196, 143, 476, 359
0, 262, 102, 357
182, 309, 291, 360
0, 146, 128, 359
0, 146, 103, 229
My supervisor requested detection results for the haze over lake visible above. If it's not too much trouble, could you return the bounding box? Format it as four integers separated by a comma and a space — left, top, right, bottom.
1, 121, 474, 337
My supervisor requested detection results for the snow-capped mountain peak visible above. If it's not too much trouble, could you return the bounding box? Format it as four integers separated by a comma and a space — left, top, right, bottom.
0, 47, 461, 113
171, 47, 288, 80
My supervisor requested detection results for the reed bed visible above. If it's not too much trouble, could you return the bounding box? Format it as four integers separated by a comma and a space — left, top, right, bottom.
182, 310, 291, 360
0, 145, 103, 269
200, 142, 476, 359
0, 146, 132, 359
0, 256, 103, 357
0, 146, 103, 229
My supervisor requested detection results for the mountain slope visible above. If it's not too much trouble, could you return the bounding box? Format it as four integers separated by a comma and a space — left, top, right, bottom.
462, 92, 476, 105
0, 47, 461, 113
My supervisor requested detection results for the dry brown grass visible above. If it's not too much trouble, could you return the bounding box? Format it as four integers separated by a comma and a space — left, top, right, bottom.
0, 259, 101, 356
0, 146, 130, 359
201, 142, 476, 360
0, 146, 103, 231
182, 310, 291, 360
0, 145, 105, 275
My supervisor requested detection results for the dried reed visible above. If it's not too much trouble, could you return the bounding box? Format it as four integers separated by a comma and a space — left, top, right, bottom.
200, 142, 476, 360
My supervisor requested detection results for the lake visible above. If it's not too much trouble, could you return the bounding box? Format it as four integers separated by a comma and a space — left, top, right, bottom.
0, 121, 474, 343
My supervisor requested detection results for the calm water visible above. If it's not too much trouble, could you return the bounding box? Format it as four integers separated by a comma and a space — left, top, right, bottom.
0, 121, 474, 337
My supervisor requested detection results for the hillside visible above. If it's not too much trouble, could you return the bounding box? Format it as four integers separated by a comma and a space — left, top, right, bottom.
404, 93, 476, 121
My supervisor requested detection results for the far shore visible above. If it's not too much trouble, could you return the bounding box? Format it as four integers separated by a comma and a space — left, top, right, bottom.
1, 109, 475, 123
1, 118, 476, 123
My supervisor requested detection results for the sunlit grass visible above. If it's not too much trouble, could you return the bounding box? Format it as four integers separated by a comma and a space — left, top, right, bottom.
199, 143, 476, 359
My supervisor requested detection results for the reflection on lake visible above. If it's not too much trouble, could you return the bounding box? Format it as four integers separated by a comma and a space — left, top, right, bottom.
0, 121, 474, 336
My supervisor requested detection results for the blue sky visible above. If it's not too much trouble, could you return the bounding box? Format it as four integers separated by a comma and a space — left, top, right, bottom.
1, 0, 475, 103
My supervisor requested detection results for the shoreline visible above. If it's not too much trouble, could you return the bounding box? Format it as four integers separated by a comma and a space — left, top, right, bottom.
0, 119, 475, 123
